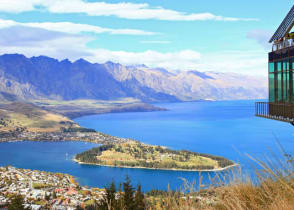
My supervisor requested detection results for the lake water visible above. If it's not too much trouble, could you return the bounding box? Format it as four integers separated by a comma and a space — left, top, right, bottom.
1, 100, 294, 191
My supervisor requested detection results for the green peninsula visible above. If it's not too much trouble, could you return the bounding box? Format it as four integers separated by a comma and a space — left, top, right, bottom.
75, 141, 235, 171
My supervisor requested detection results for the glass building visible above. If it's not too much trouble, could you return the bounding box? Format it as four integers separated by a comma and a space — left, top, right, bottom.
256, 5, 294, 123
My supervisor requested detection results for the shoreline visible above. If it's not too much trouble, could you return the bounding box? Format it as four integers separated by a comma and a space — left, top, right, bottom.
69, 107, 168, 120
49, 103, 168, 120
73, 158, 238, 172
0, 139, 237, 173
68, 100, 222, 119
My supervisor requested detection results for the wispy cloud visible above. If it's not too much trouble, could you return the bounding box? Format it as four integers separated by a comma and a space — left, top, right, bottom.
0, 26, 94, 60
0, 26, 85, 47
0, 0, 35, 13
247, 29, 272, 50
0, 26, 267, 75
0, 18, 155, 36
0, 26, 201, 70
140, 41, 170, 44
87, 49, 201, 69
0, 0, 258, 22
198, 50, 268, 76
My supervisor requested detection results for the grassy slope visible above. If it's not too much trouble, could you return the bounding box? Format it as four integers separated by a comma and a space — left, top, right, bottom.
33, 98, 166, 119
99, 142, 218, 169
76, 141, 234, 170
0, 97, 162, 132
0, 102, 79, 132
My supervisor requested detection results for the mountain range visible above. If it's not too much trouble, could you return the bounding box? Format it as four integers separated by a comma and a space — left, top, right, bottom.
0, 54, 267, 102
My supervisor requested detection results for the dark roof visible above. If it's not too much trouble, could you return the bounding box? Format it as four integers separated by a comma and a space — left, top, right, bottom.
269, 5, 294, 43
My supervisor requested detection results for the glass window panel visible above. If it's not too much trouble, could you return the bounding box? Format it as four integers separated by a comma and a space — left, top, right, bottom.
283, 61, 289, 71
269, 62, 275, 73
277, 72, 282, 102
277, 62, 282, 72
269, 73, 275, 102
287, 71, 290, 102
283, 71, 289, 102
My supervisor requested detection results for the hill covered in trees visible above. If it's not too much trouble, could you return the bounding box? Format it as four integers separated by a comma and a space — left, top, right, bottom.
75, 141, 234, 171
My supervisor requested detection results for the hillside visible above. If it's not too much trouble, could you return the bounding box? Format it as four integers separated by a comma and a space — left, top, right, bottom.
0, 54, 267, 103
75, 141, 234, 171
0, 102, 79, 132
34, 98, 166, 119
0, 54, 177, 103
105, 63, 267, 101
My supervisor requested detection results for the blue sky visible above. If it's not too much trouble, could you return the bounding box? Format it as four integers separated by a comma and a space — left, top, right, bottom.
0, 0, 292, 75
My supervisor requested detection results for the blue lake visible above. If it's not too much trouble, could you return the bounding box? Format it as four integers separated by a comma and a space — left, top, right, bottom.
1, 100, 294, 191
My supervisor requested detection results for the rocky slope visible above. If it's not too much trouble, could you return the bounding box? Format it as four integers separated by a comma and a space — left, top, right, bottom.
105, 63, 267, 101
0, 54, 267, 102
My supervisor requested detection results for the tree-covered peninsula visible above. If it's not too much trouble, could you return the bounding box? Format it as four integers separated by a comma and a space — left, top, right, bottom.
75, 141, 235, 171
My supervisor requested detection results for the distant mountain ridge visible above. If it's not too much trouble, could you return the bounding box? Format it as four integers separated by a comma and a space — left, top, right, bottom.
0, 54, 267, 102
104, 61, 267, 101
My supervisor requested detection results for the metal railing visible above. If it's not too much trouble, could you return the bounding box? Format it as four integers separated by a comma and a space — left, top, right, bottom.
272, 38, 294, 51
255, 102, 294, 122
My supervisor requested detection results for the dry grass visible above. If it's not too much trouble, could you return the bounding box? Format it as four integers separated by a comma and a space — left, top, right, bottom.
33, 98, 141, 109
146, 147, 294, 210
96, 142, 219, 170
0, 102, 79, 132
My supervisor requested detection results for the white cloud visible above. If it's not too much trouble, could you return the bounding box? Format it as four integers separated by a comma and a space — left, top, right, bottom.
0, 20, 266, 75
25, 22, 155, 35
0, 27, 267, 75
0, 26, 94, 60
247, 29, 272, 50
86, 49, 201, 70
198, 50, 268, 76
0, 18, 155, 36
0, 26, 201, 69
0, 0, 258, 22
0, 26, 86, 47
140, 41, 170, 44
0, 0, 36, 13
0, 36, 93, 60
95, 50, 267, 76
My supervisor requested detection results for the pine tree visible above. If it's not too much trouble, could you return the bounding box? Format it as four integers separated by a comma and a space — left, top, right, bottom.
98, 181, 117, 210
134, 184, 145, 210
107, 181, 117, 208
123, 175, 135, 210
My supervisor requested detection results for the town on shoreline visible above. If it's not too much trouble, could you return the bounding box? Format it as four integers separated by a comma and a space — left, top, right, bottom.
0, 130, 129, 145
0, 102, 236, 209
0, 129, 235, 173
0, 166, 107, 209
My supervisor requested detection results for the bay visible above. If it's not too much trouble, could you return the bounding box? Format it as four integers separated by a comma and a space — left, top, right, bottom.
1, 100, 294, 191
